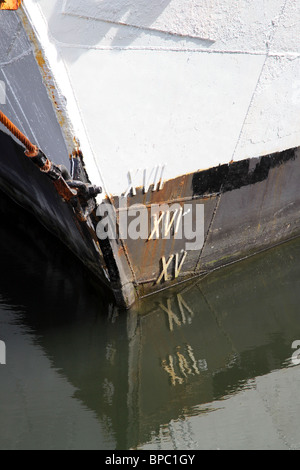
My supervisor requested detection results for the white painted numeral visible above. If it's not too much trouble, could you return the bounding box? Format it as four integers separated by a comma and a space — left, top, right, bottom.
156, 251, 187, 284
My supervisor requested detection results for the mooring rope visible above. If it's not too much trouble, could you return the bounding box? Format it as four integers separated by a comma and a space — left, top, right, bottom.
0, 110, 38, 156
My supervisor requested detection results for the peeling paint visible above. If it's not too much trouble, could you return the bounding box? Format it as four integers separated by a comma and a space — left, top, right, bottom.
17, 7, 75, 157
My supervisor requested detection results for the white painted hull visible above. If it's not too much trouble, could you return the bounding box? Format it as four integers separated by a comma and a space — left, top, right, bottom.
18, 0, 300, 197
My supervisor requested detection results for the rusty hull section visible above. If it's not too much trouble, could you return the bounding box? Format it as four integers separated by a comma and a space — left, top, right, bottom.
0, 127, 138, 308
1, 124, 299, 310
105, 147, 300, 303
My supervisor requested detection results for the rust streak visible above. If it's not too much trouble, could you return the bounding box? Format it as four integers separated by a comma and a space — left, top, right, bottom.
17, 6, 76, 156
0, 0, 21, 10
52, 178, 77, 202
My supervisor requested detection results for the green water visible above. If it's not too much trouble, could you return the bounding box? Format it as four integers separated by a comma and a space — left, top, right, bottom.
0, 193, 300, 450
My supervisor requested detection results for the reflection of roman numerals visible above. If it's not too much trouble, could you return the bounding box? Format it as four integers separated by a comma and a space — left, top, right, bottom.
159, 294, 194, 331
107, 304, 119, 324
162, 345, 207, 386
156, 251, 187, 284
162, 355, 183, 386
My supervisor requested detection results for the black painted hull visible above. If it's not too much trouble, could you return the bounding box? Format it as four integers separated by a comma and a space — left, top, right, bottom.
0, 129, 107, 288
1, 127, 299, 307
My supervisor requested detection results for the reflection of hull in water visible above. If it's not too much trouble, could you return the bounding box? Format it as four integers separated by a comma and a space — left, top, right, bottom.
0, 3, 300, 308
127, 243, 300, 446
1, 193, 300, 449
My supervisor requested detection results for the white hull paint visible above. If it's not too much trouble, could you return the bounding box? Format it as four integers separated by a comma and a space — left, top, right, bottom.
18, 0, 300, 197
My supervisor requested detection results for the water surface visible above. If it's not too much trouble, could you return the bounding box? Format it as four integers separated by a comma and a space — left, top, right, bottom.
0, 192, 300, 450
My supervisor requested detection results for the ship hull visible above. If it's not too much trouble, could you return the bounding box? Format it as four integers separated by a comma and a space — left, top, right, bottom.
104, 146, 300, 300
0, 3, 299, 308
0, 129, 107, 285
1, 125, 300, 308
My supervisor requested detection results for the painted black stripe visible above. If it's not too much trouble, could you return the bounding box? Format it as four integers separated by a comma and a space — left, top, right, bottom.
192, 147, 297, 197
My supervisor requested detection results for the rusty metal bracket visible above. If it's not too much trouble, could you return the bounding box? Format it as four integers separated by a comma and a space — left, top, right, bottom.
36, 155, 102, 218
0, 109, 102, 220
